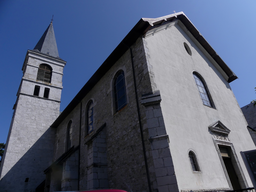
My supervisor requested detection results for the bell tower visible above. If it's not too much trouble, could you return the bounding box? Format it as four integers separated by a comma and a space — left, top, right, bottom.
0, 22, 66, 191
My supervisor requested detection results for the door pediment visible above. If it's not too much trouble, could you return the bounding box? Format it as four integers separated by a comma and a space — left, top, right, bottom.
208, 121, 230, 136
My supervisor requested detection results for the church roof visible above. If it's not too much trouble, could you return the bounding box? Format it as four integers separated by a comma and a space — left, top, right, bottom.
142, 12, 237, 82
33, 22, 59, 58
51, 12, 237, 128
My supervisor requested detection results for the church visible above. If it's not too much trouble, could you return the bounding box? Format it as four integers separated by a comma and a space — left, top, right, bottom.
0, 12, 255, 192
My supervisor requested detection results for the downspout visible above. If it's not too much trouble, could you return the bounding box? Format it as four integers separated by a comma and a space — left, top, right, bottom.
78, 102, 82, 189
130, 48, 152, 192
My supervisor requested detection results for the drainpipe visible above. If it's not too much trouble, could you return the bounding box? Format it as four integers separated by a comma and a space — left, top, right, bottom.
78, 102, 82, 189
130, 48, 152, 192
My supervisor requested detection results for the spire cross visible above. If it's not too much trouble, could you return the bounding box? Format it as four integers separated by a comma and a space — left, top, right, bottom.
51, 15, 54, 23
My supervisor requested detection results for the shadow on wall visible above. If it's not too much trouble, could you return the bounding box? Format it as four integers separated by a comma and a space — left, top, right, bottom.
0, 127, 55, 192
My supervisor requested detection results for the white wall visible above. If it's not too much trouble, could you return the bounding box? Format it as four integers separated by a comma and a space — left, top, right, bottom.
143, 20, 255, 191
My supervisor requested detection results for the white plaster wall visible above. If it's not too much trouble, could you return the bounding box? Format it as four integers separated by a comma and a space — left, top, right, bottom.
143, 21, 255, 191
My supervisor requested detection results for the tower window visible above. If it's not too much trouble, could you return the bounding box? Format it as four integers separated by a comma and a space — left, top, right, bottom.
87, 100, 94, 134
66, 120, 72, 151
189, 151, 200, 171
33, 85, 40, 96
37, 64, 52, 83
114, 70, 127, 112
44, 88, 50, 98
193, 72, 214, 108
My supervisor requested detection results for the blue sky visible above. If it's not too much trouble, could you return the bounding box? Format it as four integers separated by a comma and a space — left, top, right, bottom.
1, 0, 256, 144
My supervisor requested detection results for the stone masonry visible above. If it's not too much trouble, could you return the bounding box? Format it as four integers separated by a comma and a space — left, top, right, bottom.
2, 12, 256, 192
0, 47, 65, 192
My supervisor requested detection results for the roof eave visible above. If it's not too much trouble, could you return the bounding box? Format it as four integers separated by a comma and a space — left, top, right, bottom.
22, 49, 66, 72
51, 12, 238, 128
143, 12, 237, 82
27, 49, 66, 63
176, 14, 237, 82
51, 18, 151, 128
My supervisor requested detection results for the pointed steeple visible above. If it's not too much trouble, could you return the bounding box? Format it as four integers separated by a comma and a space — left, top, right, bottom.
34, 21, 59, 57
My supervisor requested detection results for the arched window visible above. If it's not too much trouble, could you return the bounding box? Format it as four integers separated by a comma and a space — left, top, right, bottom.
66, 120, 72, 150
114, 70, 127, 112
189, 151, 200, 171
193, 72, 214, 108
87, 100, 93, 134
37, 64, 52, 83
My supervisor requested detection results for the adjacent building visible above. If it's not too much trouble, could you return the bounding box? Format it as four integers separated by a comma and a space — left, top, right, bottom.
242, 103, 256, 146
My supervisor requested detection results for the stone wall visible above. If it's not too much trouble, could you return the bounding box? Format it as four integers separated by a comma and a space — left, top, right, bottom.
24, 52, 64, 89
51, 37, 164, 192
85, 125, 108, 189
61, 150, 79, 190
0, 50, 64, 192
0, 95, 57, 192
141, 92, 178, 192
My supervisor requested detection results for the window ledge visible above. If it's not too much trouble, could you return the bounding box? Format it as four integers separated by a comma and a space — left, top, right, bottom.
84, 123, 106, 145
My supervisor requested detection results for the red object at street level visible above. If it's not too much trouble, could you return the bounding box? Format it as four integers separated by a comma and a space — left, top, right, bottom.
73, 190, 127, 192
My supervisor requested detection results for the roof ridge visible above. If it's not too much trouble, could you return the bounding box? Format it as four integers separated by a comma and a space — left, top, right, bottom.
142, 11, 185, 26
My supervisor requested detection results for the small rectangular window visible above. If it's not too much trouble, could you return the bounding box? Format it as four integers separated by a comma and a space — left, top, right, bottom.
33, 86, 40, 96
44, 88, 50, 98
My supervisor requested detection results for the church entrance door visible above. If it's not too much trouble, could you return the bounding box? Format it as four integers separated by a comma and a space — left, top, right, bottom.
219, 146, 242, 190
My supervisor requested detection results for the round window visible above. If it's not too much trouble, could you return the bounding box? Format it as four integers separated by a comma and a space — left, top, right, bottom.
184, 42, 192, 55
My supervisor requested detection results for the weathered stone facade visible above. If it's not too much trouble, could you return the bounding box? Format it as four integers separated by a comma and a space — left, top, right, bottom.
48, 38, 156, 191
1, 12, 256, 192
0, 23, 66, 192
46, 13, 255, 192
